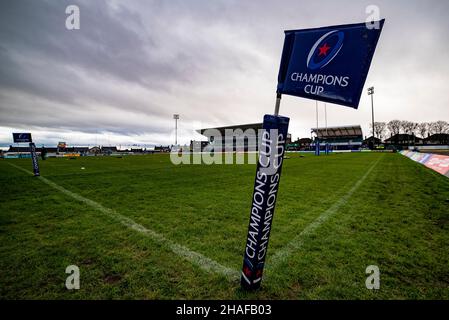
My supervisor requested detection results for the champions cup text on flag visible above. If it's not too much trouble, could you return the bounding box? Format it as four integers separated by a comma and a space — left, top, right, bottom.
241, 20, 384, 290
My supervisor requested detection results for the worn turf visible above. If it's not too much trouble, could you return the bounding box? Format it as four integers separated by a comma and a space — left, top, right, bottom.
0, 152, 448, 299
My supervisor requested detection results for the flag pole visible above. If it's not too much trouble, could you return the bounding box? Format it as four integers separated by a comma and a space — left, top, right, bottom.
241, 91, 289, 290
274, 93, 282, 116
325, 103, 328, 154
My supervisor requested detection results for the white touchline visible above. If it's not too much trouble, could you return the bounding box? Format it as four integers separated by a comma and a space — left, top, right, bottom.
7, 162, 240, 280
266, 155, 384, 270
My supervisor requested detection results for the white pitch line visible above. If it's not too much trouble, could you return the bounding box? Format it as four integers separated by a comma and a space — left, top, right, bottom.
7, 162, 240, 280
267, 155, 383, 270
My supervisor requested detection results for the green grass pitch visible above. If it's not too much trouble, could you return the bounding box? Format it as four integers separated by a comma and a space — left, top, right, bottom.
0, 152, 448, 299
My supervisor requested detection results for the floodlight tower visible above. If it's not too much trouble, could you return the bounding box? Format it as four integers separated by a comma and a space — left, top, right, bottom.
367, 86, 375, 139
173, 114, 179, 145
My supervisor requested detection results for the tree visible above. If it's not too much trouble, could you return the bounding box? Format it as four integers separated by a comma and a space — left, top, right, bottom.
417, 122, 428, 139
387, 120, 401, 137
370, 122, 386, 141
408, 122, 418, 135
409, 122, 419, 145
400, 120, 412, 134
429, 121, 448, 135
413, 122, 420, 136
399, 120, 413, 135
401, 121, 419, 145
429, 121, 449, 144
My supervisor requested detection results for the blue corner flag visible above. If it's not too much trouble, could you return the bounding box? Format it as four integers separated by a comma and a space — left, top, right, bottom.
277, 20, 384, 109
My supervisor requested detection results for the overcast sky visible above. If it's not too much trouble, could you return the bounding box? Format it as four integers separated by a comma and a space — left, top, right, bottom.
0, 0, 448, 146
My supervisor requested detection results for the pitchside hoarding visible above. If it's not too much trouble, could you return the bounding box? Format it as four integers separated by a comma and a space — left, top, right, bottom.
277, 20, 385, 108
400, 151, 449, 177
13, 133, 32, 143
241, 115, 289, 290
424, 154, 449, 176
418, 153, 432, 164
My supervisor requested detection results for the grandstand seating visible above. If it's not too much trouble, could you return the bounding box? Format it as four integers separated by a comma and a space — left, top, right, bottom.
311, 125, 363, 151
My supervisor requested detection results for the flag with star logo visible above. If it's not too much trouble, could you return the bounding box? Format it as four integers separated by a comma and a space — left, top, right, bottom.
277, 20, 385, 109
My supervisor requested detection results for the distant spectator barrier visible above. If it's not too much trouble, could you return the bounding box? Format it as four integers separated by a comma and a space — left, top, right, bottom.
3, 154, 32, 159
399, 150, 449, 178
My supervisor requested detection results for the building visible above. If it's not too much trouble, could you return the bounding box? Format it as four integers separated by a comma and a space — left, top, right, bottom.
66, 146, 89, 154
311, 125, 363, 151
384, 134, 423, 146
101, 146, 117, 154
88, 146, 101, 155
197, 123, 263, 152
423, 133, 449, 145
190, 140, 209, 152
287, 138, 312, 151
299, 138, 313, 150
197, 123, 293, 152
6, 145, 58, 153
154, 145, 171, 152
362, 136, 382, 149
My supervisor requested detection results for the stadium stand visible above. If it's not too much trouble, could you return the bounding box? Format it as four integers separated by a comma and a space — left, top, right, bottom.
197, 123, 263, 151
311, 125, 363, 151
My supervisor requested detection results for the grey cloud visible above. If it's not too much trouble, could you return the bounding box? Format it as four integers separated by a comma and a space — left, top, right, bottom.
0, 0, 172, 86
0, 0, 269, 138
